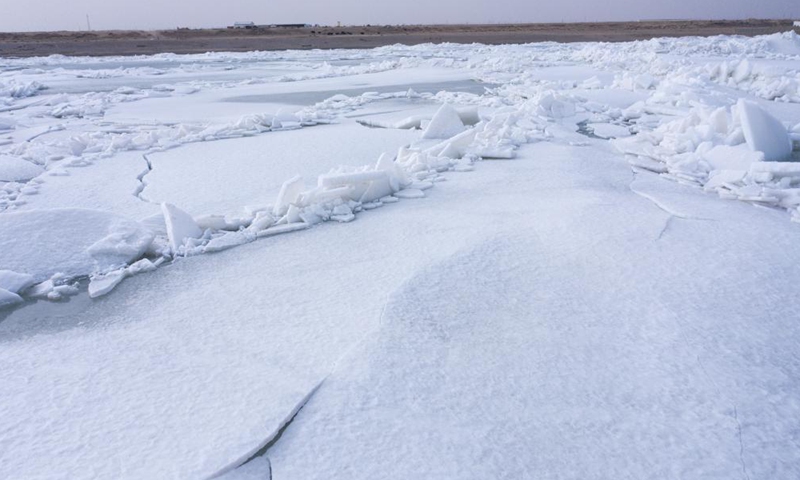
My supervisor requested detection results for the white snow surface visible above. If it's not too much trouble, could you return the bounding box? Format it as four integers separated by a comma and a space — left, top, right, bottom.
2, 31, 800, 480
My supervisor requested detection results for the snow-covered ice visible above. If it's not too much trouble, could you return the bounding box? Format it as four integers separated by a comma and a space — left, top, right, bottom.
2, 30, 800, 480
0, 154, 44, 181
0, 208, 152, 283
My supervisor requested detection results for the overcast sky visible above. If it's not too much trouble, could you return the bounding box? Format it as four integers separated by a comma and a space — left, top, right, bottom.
1, 0, 799, 32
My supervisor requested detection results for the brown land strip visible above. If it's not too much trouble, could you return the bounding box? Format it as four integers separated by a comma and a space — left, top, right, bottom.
1, 20, 797, 58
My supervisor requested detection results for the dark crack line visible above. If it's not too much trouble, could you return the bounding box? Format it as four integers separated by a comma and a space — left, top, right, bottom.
206, 380, 324, 479
134, 153, 154, 203
238, 398, 309, 468
208, 303, 386, 479
629, 170, 715, 241
733, 406, 751, 480
629, 172, 695, 220
655, 215, 673, 241
682, 345, 750, 480
694, 353, 751, 480
25, 125, 62, 143
656, 297, 751, 480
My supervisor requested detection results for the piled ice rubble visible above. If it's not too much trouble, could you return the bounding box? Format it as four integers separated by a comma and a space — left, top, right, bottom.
3, 30, 800, 308
0, 99, 546, 305
615, 99, 800, 220
468, 32, 800, 105
0, 89, 490, 212
6, 31, 798, 212
0, 80, 45, 101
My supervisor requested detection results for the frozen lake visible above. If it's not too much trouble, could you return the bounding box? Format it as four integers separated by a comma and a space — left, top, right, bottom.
2, 33, 800, 479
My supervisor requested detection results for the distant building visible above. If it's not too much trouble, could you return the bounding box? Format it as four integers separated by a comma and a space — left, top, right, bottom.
230, 22, 257, 29
263, 24, 310, 29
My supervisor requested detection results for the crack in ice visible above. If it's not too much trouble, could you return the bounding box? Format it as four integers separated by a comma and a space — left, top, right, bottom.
669, 304, 752, 480
206, 380, 324, 480
133, 153, 154, 204
733, 406, 751, 480
628, 170, 715, 240
655, 215, 673, 241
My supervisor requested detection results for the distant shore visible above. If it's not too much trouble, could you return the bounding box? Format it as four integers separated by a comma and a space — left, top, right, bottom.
1, 20, 797, 58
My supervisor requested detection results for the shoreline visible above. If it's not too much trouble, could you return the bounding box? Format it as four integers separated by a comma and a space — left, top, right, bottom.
1, 19, 798, 58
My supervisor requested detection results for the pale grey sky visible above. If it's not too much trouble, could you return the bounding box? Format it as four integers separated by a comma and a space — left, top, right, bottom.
1, 0, 799, 32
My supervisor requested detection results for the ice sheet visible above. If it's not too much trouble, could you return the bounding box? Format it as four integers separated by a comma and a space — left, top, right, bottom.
270, 142, 800, 480
2, 30, 800, 480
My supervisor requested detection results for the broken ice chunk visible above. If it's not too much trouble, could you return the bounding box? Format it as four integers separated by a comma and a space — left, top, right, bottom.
456, 106, 481, 126
139, 212, 168, 236
318, 170, 389, 189
704, 170, 747, 191
0, 288, 23, 308
0, 209, 153, 283
468, 146, 516, 159
195, 215, 232, 231
627, 156, 668, 174
161, 203, 203, 254
273, 175, 305, 217
88, 259, 160, 298
748, 162, 800, 178
249, 211, 276, 231
359, 178, 394, 204
331, 214, 355, 223
703, 144, 764, 171
271, 109, 302, 130
204, 230, 257, 254
88, 269, 127, 298
285, 204, 302, 224
255, 222, 309, 238
394, 189, 425, 199
737, 99, 792, 162
0, 270, 36, 294
425, 128, 479, 159
422, 104, 465, 140
410, 181, 434, 191
589, 123, 631, 139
